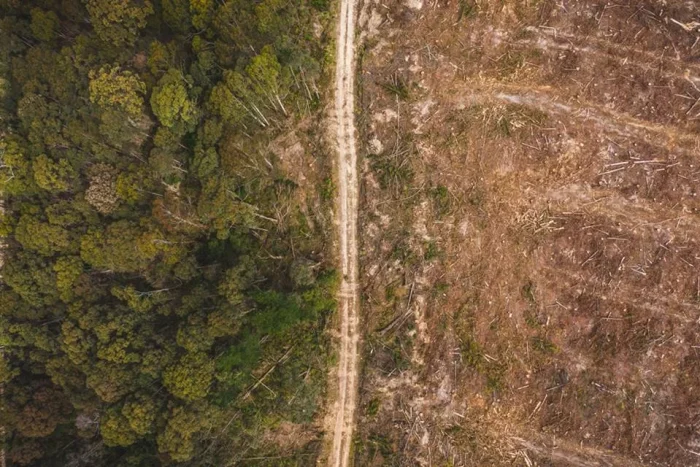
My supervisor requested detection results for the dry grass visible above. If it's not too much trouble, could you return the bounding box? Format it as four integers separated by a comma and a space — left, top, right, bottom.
355, 0, 700, 465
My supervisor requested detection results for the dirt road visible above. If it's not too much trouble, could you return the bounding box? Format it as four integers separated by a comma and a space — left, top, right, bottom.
327, 0, 360, 463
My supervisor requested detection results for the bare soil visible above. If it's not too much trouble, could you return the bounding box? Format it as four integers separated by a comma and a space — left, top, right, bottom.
322, 0, 361, 463
355, 1, 700, 466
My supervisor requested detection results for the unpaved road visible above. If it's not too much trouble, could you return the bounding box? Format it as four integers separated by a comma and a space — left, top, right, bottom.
327, 0, 360, 463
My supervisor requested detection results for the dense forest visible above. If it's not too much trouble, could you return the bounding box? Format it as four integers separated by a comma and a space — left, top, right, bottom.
0, 0, 336, 464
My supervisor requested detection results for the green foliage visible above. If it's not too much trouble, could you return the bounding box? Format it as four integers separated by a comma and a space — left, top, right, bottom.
290, 258, 317, 288
247, 45, 283, 96
30, 8, 60, 42
366, 398, 380, 417
0, 138, 37, 196
80, 221, 160, 273
157, 405, 213, 462
101, 408, 139, 446
380, 73, 409, 100
32, 155, 77, 193
15, 214, 75, 256
122, 395, 157, 435
163, 352, 215, 401
89, 66, 146, 118
150, 69, 199, 133
430, 184, 451, 216
370, 142, 414, 192
162, 0, 191, 33
147, 41, 175, 76
4, 252, 60, 307
111, 285, 168, 313
1, 0, 334, 464
190, 0, 214, 29
320, 177, 335, 201
208, 74, 248, 125
85, 0, 154, 46
532, 335, 558, 354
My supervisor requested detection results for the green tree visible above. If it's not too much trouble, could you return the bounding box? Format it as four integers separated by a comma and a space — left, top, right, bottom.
157, 404, 212, 462
246, 45, 288, 115
80, 220, 160, 273
14, 214, 75, 256
0, 137, 37, 196
122, 395, 157, 435
218, 256, 257, 304
60, 320, 93, 367
162, 0, 191, 33
116, 170, 147, 204
3, 252, 60, 307
32, 154, 76, 193
85, 361, 135, 403
111, 285, 169, 313
30, 8, 60, 42
192, 145, 218, 179
150, 69, 199, 134
89, 66, 146, 118
15, 387, 71, 438
147, 40, 175, 76
208, 79, 246, 125
0, 353, 19, 385
54, 256, 84, 302
255, 0, 285, 35
84, 0, 154, 46
189, 0, 213, 29
176, 314, 214, 352
163, 352, 214, 401
100, 408, 138, 447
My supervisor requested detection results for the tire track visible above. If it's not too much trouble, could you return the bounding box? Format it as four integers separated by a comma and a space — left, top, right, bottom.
326, 0, 360, 463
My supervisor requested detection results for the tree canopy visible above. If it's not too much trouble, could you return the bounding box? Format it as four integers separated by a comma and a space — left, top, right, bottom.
0, 0, 334, 464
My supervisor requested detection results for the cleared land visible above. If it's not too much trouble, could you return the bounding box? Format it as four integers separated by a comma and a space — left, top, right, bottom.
354, 1, 700, 466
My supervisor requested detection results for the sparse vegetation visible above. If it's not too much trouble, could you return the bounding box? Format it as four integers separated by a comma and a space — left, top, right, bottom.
355, 0, 700, 465
531, 335, 558, 354
369, 143, 414, 193
380, 73, 410, 100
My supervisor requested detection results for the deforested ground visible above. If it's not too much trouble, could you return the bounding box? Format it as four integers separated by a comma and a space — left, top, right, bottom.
354, 1, 700, 465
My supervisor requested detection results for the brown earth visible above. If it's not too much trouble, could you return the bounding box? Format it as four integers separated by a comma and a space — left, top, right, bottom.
355, 1, 700, 466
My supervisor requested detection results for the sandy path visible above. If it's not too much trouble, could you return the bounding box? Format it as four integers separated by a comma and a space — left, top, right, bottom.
326, 0, 360, 464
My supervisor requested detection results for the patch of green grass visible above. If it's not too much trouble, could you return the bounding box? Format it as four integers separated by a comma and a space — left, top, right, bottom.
457, 0, 476, 22
461, 337, 484, 370
486, 372, 505, 393
521, 280, 536, 304
524, 311, 541, 329
390, 235, 418, 265
430, 184, 451, 216
532, 335, 558, 354
380, 73, 410, 100
432, 281, 450, 298
368, 432, 395, 458
370, 148, 414, 192
385, 285, 396, 302
424, 240, 439, 261
320, 177, 335, 201
366, 398, 380, 417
